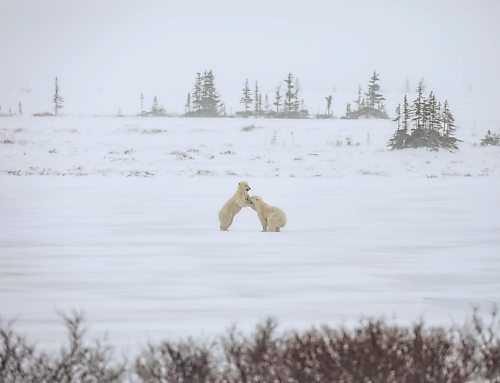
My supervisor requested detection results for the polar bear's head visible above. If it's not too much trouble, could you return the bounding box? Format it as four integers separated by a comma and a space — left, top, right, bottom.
249, 196, 263, 211
238, 181, 251, 192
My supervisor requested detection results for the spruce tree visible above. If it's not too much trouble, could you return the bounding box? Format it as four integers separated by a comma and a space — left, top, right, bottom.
284, 73, 296, 113
200, 71, 210, 112
191, 72, 202, 113
388, 103, 407, 149
202, 70, 220, 116
185, 93, 191, 113
292, 78, 301, 113
151, 96, 159, 114
346, 103, 351, 117
254, 81, 260, 114
412, 80, 425, 131
402, 95, 410, 133
273, 85, 282, 113
264, 94, 270, 114
441, 100, 458, 150
240, 79, 253, 113
355, 85, 362, 111
53, 77, 64, 116
325, 95, 333, 116
218, 102, 226, 117
18, 102, 23, 116
365, 71, 385, 110
393, 104, 401, 130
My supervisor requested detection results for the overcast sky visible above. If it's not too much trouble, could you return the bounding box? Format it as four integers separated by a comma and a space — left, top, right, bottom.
1, 0, 499, 115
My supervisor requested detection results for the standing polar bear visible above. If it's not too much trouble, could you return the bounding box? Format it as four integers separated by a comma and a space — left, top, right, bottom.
249, 196, 286, 232
219, 181, 251, 231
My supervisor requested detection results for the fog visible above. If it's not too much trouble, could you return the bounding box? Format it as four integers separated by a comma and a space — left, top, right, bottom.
1, 0, 499, 115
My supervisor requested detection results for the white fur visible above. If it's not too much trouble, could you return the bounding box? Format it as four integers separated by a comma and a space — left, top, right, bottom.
218, 181, 251, 231
249, 196, 286, 232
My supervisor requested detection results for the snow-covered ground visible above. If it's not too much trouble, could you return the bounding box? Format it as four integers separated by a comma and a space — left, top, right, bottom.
0, 114, 499, 352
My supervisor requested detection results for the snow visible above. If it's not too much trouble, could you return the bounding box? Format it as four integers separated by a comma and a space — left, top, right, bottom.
0, 114, 499, 352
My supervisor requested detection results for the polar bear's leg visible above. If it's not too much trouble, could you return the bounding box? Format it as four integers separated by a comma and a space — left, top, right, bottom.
219, 213, 231, 231
227, 214, 234, 229
257, 212, 267, 231
221, 212, 236, 231
268, 215, 281, 232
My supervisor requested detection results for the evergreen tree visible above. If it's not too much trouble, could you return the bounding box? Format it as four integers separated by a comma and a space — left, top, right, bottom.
393, 104, 401, 130
53, 77, 63, 116
284, 73, 296, 113
365, 71, 385, 110
218, 102, 226, 117
202, 70, 220, 116
151, 96, 159, 114
254, 81, 260, 114
292, 78, 301, 113
18, 102, 23, 116
300, 98, 307, 115
441, 100, 458, 150
402, 94, 410, 132
191, 72, 202, 113
388, 103, 408, 149
428, 93, 440, 132
412, 80, 425, 130
185, 93, 191, 114
273, 85, 282, 113
355, 85, 362, 110
140, 93, 144, 113
240, 79, 253, 112
325, 95, 333, 116
422, 92, 431, 130
264, 94, 270, 113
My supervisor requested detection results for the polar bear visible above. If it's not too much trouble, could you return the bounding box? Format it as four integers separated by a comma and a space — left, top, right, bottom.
249, 196, 286, 232
218, 181, 251, 231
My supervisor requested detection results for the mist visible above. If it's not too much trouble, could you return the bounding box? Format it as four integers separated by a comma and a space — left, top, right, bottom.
1, 0, 500, 115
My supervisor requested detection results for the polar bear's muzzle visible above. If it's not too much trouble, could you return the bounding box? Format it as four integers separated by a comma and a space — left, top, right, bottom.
246, 186, 251, 191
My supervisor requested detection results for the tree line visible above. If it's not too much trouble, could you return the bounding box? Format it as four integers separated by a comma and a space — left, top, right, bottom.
18, 71, 393, 120
183, 70, 391, 119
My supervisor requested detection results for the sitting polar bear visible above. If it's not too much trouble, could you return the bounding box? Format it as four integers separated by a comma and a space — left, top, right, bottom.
219, 181, 251, 231
249, 196, 286, 232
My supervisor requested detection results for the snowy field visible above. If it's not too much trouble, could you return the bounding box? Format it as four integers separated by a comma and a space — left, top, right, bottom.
1, 114, 499, 352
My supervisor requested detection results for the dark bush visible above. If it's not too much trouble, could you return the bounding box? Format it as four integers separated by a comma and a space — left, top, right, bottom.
0, 312, 125, 383
1, 310, 499, 382
135, 338, 217, 383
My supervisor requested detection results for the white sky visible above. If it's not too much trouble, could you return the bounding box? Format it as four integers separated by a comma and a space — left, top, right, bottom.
1, 0, 499, 114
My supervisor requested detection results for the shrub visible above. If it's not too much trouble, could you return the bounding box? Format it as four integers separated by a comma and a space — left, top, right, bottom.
480, 130, 500, 146
0, 312, 125, 383
1, 310, 499, 382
